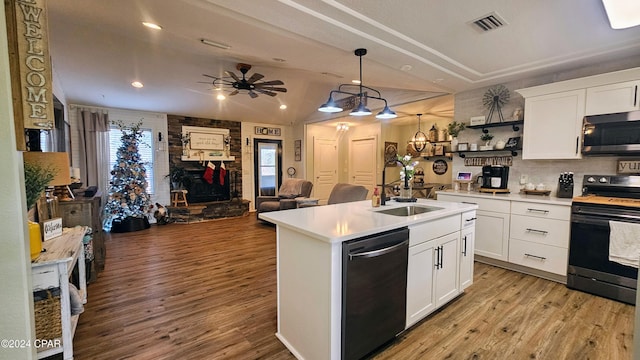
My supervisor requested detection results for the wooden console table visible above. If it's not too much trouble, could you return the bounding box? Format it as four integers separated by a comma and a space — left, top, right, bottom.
31, 226, 87, 359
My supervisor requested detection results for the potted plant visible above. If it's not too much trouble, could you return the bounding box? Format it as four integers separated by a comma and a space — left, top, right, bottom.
166, 164, 188, 190
23, 161, 55, 259
480, 132, 495, 150
447, 121, 466, 151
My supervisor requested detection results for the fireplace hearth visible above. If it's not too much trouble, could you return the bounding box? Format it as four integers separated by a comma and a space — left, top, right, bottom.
184, 168, 230, 203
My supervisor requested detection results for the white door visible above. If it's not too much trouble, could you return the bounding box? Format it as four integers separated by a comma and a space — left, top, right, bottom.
313, 137, 337, 203
349, 137, 376, 198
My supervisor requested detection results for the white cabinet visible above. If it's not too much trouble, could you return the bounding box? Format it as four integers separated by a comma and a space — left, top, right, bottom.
406, 217, 461, 328
508, 201, 570, 275
586, 80, 640, 115
521, 90, 585, 159
438, 194, 510, 261
459, 211, 476, 290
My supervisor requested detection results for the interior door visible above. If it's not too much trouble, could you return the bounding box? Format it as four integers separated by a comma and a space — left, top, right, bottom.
349, 137, 376, 198
254, 139, 282, 202
313, 137, 337, 203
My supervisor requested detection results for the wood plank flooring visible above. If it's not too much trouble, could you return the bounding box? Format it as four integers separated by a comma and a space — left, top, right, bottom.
71, 215, 635, 360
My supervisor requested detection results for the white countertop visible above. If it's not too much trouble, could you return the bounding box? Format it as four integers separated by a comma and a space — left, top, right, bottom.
258, 199, 477, 243
436, 189, 574, 206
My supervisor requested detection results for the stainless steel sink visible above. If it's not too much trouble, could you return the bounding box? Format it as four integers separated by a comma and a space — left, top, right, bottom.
376, 205, 443, 216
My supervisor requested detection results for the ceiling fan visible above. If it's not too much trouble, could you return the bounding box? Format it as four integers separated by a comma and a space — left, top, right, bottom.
202, 63, 287, 98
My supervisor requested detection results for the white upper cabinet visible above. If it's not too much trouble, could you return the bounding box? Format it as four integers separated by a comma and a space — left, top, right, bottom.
522, 90, 585, 159
585, 80, 640, 116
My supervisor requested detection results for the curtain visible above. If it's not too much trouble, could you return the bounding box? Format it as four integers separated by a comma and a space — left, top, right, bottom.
77, 108, 110, 203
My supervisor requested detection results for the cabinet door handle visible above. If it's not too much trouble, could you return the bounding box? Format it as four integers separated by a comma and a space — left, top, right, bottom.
634, 85, 638, 106
524, 253, 546, 261
439, 245, 444, 269
526, 228, 549, 235
462, 236, 467, 256
465, 217, 477, 222
575, 136, 579, 154
434, 247, 440, 269
526, 208, 549, 214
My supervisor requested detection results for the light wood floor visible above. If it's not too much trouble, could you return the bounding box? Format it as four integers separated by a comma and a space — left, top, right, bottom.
71, 215, 635, 360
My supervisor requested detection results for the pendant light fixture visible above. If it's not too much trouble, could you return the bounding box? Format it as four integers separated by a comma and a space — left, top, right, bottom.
412, 114, 428, 152
318, 48, 397, 120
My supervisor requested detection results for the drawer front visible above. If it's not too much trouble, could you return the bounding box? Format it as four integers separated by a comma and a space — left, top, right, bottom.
437, 195, 510, 213
410, 215, 460, 247
510, 215, 569, 248
508, 239, 568, 275
32, 265, 59, 290
510, 201, 570, 221
461, 210, 476, 229
60, 203, 92, 227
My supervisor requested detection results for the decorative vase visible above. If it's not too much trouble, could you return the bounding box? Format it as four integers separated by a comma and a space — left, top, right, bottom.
451, 137, 458, 151
29, 221, 42, 260
400, 178, 413, 199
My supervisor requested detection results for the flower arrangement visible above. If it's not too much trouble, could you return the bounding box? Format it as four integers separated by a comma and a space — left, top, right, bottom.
447, 121, 466, 138
397, 154, 418, 189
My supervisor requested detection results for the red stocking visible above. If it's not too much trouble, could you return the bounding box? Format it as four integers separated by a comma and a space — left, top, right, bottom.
203, 162, 215, 184
219, 162, 226, 186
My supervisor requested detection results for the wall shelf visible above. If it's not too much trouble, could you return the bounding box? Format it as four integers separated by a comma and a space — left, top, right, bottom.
467, 120, 523, 133
456, 148, 520, 158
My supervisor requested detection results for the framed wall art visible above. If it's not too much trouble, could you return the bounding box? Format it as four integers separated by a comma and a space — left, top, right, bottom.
294, 139, 302, 161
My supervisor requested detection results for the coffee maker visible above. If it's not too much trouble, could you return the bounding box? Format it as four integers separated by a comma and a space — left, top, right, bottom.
481, 165, 509, 189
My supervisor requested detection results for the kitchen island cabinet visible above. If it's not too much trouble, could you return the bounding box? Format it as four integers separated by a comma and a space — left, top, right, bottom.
259, 199, 477, 360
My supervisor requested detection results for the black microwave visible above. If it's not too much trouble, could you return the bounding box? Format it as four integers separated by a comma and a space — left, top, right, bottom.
582, 110, 640, 155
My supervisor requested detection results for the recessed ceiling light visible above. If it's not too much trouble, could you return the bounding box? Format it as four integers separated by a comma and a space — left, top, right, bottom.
216, 94, 226, 100
142, 22, 162, 30
280, 104, 287, 110
401, 64, 412, 72
131, 81, 144, 88
351, 80, 361, 84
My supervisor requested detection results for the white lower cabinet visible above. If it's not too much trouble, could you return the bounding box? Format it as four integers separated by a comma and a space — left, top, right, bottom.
475, 210, 510, 261
459, 211, 476, 290
406, 218, 462, 328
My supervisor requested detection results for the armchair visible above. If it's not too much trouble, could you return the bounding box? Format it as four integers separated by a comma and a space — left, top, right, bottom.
298, 183, 368, 208
256, 178, 313, 214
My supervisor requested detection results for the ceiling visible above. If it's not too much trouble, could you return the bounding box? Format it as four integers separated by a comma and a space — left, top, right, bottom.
46, 0, 640, 127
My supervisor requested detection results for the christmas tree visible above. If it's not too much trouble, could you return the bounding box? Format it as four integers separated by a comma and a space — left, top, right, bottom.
103, 120, 152, 232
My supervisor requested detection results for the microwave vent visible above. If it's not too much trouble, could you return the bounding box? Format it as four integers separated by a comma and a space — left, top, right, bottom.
470, 12, 508, 32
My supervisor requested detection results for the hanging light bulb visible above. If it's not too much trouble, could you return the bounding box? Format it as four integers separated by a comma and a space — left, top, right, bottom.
336, 122, 349, 131
413, 114, 427, 152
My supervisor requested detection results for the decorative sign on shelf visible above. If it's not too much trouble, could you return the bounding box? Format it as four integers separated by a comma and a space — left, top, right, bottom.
42, 217, 63, 241
190, 132, 224, 150
464, 156, 513, 167
618, 159, 640, 174
255, 126, 281, 136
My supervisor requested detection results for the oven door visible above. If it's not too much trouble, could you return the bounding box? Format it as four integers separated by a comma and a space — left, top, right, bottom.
569, 205, 639, 304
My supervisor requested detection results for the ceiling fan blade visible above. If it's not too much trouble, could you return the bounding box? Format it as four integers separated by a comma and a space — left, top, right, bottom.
247, 73, 264, 83
262, 87, 287, 93
254, 88, 277, 97
248, 91, 258, 98
257, 80, 284, 86
228, 90, 239, 96
225, 70, 240, 82
202, 74, 219, 79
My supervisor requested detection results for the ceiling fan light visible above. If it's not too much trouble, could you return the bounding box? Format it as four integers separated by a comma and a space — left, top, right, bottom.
318, 96, 343, 113
376, 106, 397, 119
350, 102, 372, 116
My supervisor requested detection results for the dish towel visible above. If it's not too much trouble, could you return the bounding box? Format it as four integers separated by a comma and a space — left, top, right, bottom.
609, 220, 640, 268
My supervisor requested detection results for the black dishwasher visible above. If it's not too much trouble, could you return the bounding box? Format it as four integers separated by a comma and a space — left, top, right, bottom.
342, 227, 409, 360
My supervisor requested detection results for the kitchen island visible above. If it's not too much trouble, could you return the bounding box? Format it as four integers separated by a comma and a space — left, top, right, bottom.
259, 199, 477, 360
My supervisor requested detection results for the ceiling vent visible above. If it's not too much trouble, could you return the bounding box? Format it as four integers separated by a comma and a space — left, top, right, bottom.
470, 12, 508, 32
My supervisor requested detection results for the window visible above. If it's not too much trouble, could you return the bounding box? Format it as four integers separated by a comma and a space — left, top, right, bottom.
108, 127, 155, 194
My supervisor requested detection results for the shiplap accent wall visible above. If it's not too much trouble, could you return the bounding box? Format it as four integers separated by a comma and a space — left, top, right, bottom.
68, 106, 170, 207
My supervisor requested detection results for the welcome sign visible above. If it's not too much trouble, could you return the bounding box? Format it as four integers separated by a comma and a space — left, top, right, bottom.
6, 0, 55, 133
